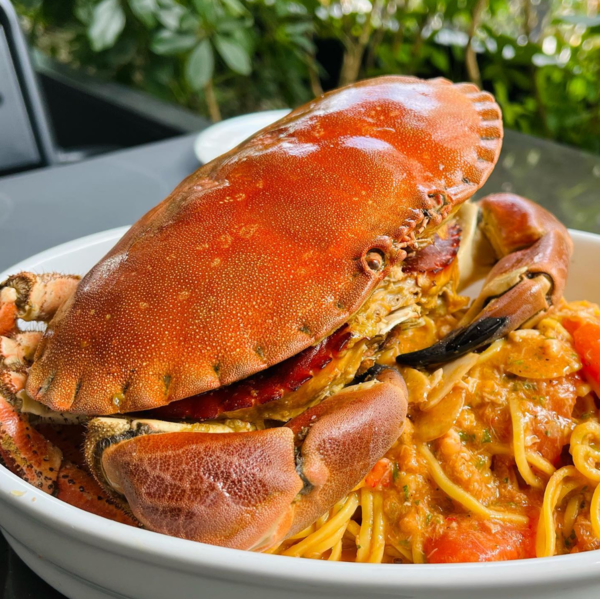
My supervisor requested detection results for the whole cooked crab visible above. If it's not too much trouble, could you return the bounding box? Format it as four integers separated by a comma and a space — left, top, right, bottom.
0, 76, 571, 551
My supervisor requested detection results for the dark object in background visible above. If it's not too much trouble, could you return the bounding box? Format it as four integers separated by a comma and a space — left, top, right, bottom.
0, 0, 55, 175
35, 55, 209, 158
0, 0, 209, 178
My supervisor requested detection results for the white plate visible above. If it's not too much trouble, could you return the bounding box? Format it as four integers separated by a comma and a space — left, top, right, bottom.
193, 110, 292, 164
1, 228, 600, 599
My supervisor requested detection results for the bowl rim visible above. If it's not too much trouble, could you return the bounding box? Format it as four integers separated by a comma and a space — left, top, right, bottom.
193, 109, 292, 165
2, 227, 600, 591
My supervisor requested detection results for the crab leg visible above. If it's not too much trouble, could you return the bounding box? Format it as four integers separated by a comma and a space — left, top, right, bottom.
0, 272, 80, 336
398, 194, 572, 366
1, 331, 44, 370
0, 328, 136, 523
84, 368, 408, 550
0, 387, 137, 523
0, 345, 63, 492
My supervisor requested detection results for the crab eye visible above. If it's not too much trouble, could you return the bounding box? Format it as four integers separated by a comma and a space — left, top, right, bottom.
365, 249, 385, 272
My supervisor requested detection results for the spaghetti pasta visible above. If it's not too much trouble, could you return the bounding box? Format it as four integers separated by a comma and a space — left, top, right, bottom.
571, 421, 600, 482
591, 484, 600, 541
411, 535, 425, 564
508, 396, 544, 488
536, 466, 588, 558
356, 487, 374, 562
272, 300, 600, 563
282, 493, 359, 558
563, 494, 581, 538
487, 443, 556, 476
368, 491, 386, 563
418, 444, 529, 525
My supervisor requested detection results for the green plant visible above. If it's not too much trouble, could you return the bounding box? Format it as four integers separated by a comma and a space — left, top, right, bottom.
14, 0, 600, 154
17, 0, 319, 119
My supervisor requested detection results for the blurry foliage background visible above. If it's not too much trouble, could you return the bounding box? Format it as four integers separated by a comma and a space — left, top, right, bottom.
13, 0, 600, 154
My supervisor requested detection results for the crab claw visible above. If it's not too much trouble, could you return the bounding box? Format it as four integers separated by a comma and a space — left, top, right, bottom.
85, 368, 407, 550
398, 194, 573, 367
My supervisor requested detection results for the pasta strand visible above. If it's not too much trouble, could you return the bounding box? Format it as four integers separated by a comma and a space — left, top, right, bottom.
282, 493, 359, 558
509, 396, 544, 488
418, 444, 529, 524
536, 466, 587, 557
368, 491, 386, 563
356, 487, 374, 562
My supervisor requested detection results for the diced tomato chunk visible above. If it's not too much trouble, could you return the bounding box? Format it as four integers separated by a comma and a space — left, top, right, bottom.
563, 317, 600, 389
424, 516, 537, 563
365, 458, 392, 488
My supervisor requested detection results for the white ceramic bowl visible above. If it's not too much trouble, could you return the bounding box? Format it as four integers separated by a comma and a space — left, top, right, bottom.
194, 109, 292, 164
1, 227, 600, 599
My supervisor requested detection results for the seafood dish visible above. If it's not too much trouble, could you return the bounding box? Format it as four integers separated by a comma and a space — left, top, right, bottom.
2, 76, 599, 564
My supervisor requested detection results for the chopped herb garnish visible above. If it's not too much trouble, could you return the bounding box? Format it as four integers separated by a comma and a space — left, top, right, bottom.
425, 513, 433, 525
475, 456, 486, 470
458, 431, 476, 444
564, 529, 578, 549
482, 429, 492, 443
544, 429, 551, 437
392, 461, 400, 483
403, 484, 410, 501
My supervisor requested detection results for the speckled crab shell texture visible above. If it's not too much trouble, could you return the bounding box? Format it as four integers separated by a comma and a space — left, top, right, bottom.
27, 76, 503, 415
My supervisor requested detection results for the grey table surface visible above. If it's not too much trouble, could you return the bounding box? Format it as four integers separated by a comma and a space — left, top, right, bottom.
0, 131, 600, 270
0, 129, 599, 598
0, 134, 199, 272
1, 130, 600, 273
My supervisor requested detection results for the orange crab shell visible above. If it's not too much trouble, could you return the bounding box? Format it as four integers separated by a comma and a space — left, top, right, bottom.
27, 76, 503, 415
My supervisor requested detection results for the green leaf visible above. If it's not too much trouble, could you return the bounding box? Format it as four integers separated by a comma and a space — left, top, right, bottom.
569, 77, 588, 102
192, 0, 217, 24
74, 0, 95, 25
283, 22, 313, 37
186, 39, 214, 91
15, 0, 42, 9
221, 0, 246, 17
214, 34, 251, 75
105, 35, 137, 66
151, 29, 197, 55
179, 11, 200, 32
129, 0, 157, 28
156, 0, 186, 30
291, 35, 315, 53
429, 48, 449, 73
88, 0, 126, 52
216, 17, 253, 33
